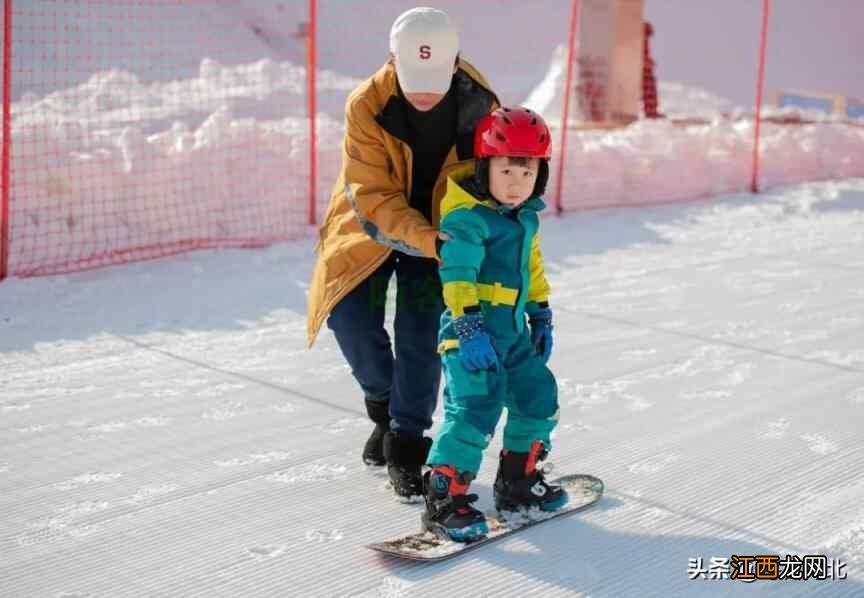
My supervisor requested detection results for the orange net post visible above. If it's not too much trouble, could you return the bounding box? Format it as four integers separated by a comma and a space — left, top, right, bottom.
553, 0, 581, 216
751, 0, 771, 193
0, 0, 10, 281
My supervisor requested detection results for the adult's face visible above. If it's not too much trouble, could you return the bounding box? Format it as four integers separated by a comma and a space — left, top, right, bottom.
404, 92, 446, 112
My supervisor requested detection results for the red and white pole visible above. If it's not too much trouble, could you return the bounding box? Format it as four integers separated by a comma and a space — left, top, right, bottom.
554, 0, 580, 216
0, 0, 12, 281
751, 0, 771, 193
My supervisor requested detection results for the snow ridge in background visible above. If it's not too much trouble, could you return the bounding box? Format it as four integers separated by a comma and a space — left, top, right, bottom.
9, 58, 355, 275
15, 58, 359, 132
523, 45, 739, 123
12, 55, 864, 274
9, 41, 864, 276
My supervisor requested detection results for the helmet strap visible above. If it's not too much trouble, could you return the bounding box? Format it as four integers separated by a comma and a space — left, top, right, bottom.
474, 158, 491, 197
533, 160, 550, 197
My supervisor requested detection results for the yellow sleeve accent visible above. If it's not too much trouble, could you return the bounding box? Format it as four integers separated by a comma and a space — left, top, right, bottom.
437, 339, 461, 353
476, 282, 518, 306
443, 281, 480, 318
527, 234, 551, 303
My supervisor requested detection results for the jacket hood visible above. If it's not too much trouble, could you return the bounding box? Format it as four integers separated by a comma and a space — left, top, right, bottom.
441, 168, 547, 220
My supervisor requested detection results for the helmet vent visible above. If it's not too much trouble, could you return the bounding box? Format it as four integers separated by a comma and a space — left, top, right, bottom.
474, 106, 551, 161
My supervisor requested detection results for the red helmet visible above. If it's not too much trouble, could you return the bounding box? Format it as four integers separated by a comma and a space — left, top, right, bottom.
474, 106, 552, 159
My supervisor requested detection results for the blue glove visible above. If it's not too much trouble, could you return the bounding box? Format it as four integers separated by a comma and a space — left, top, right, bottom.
528, 306, 553, 364
452, 312, 500, 372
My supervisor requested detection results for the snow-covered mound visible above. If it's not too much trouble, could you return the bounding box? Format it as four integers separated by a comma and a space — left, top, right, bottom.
522, 44, 741, 123
657, 82, 739, 120
8, 58, 354, 276
14, 59, 358, 132
521, 44, 864, 209
6, 2, 864, 276
8, 52, 864, 277
552, 118, 864, 210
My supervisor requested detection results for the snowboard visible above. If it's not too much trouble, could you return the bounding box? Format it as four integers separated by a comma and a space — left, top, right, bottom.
366, 473, 604, 562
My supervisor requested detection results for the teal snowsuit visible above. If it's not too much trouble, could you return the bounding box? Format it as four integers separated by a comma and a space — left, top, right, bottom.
427, 169, 558, 476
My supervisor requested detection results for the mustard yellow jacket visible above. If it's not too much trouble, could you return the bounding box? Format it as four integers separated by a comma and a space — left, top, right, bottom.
306, 58, 498, 346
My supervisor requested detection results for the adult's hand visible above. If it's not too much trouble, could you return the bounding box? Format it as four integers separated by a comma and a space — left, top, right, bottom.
434, 231, 451, 262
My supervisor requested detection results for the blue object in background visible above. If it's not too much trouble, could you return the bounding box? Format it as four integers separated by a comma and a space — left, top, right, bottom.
777, 93, 833, 115
847, 99, 864, 120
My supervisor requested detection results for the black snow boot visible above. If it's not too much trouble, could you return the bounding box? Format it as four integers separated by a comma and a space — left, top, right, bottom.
382, 431, 432, 499
493, 440, 569, 512
421, 465, 488, 542
362, 399, 390, 466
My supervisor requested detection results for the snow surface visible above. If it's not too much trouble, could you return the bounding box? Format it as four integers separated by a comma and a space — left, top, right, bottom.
2, 178, 864, 596
3, 3, 864, 594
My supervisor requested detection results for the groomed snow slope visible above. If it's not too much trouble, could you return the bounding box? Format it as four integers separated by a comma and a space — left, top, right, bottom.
2, 178, 864, 597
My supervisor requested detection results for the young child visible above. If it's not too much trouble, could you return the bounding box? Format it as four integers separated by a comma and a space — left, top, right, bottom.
422, 106, 567, 542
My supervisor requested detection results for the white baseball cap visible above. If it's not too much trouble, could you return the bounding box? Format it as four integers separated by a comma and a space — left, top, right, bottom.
389, 7, 459, 94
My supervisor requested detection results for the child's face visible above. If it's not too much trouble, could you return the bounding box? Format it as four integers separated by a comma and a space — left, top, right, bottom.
487, 156, 540, 206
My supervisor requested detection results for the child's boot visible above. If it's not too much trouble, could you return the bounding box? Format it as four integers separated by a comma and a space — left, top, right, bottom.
422, 465, 488, 542
493, 440, 569, 512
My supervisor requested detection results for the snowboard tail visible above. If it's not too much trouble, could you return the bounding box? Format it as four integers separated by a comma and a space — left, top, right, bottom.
366, 473, 604, 562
